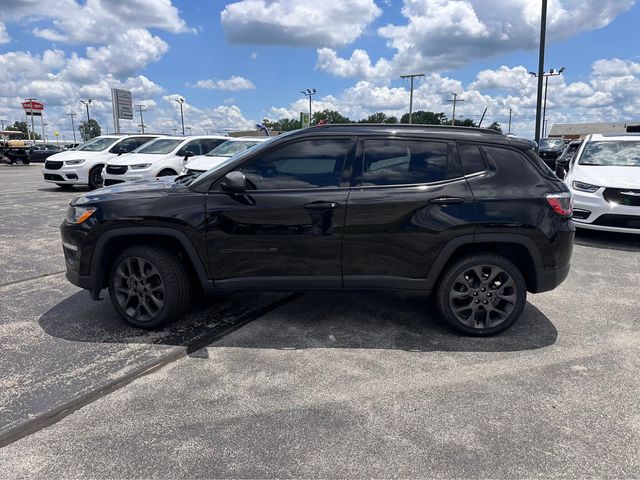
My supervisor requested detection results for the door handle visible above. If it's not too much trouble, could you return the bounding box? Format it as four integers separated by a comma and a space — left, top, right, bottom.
304, 202, 339, 210
429, 197, 465, 205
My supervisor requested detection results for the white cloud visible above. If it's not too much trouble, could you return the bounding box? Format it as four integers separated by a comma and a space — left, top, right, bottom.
190, 76, 256, 91
317, 0, 636, 79
221, 0, 382, 47
592, 58, 640, 77
0, 23, 9, 44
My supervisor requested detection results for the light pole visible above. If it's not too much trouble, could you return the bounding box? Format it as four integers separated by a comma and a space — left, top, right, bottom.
67, 113, 77, 143
534, 0, 548, 145
134, 104, 146, 134
80, 99, 92, 139
300, 89, 316, 125
530, 67, 565, 138
186, 127, 192, 136
174, 97, 185, 135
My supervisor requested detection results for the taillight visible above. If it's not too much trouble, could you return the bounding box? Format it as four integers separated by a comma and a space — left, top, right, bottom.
546, 193, 573, 217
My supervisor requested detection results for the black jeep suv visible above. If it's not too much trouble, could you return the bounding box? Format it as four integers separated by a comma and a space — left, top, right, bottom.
61, 125, 574, 336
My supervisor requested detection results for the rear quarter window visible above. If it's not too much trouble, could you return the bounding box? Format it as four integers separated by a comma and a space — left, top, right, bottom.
481, 146, 548, 182
457, 144, 487, 175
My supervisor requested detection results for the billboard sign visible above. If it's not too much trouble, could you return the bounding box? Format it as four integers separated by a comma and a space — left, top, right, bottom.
112, 88, 133, 120
22, 100, 44, 116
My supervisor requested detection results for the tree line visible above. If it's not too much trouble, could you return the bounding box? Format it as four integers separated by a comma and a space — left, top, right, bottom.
4, 119, 101, 141
263, 110, 502, 133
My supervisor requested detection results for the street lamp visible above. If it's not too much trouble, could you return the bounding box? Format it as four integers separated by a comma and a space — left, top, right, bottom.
80, 99, 92, 140
300, 88, 316, 125
174, 97, 185, 135
530, 67, 565, 138
186, 127, 192, 136
134, 104, 146, 134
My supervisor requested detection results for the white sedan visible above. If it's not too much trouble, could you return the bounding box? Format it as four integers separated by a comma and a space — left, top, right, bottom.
102, 136, 229, 186
182, 137, 268, 176
565, 133, 640, 234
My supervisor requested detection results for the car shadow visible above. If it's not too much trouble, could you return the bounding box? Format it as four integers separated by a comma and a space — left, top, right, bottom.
37, 186, 92, 193
574, 229, 640, 252
39, 290, 557, 353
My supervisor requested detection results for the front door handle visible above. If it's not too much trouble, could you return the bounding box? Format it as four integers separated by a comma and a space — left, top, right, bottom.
429, 197, 465, 205
304, 202, 339, 210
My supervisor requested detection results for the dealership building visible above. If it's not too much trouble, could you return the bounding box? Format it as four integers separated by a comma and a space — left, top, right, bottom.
549, 122, 640, 139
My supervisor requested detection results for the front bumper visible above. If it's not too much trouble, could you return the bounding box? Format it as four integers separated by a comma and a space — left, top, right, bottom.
102, 170, 151, 185
571, 188, 640, 234
43, 166, 88, 185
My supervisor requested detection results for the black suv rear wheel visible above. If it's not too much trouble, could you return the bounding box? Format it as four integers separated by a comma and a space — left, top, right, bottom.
436, 254, 526, 336
108, 246, 191, 329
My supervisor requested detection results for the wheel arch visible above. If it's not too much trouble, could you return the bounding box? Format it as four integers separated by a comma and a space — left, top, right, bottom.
89, 227, 211, 299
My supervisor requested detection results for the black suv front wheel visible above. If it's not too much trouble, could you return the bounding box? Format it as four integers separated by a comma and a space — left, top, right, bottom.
108, 246, 191, 329
436, 254, 527, 336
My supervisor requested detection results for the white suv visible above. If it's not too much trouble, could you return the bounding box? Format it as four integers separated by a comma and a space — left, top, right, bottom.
43, 135, 159, 189
101, 136, 228, 186
565, 133, 640, 234
182, 137, 268, 176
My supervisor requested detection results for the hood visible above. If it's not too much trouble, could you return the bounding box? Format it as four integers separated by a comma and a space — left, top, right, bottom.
184, 155, 228, 172
574, 165, 640, 189
72, 176, 187, 205
46, 150, 111, 161
107, 152, 158, 166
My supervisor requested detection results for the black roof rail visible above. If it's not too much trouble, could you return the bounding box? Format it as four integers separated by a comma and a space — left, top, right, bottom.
311, 123, 505, 135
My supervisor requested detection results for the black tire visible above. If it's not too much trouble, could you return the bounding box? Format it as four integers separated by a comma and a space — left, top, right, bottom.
157, 169, 177, 177
56, 184, 74, 190
88, 165, 104, 190
435, 254, 527, 336
108, 246, 191, 329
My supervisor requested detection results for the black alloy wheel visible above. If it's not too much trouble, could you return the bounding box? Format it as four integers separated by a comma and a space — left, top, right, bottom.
436, 255, 526, 336
88, 165, 104, 189
108, 246, 191, 329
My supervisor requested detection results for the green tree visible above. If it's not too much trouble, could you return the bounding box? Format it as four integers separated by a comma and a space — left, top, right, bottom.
311, 109, 352, 125
450, 118, 478, 127
79, 119, 101, 141
7, 121, 40, 139
488, 121, 503, 133
400, 111, 448, 125
262, 118, 301, 132
358, 112, 398, 124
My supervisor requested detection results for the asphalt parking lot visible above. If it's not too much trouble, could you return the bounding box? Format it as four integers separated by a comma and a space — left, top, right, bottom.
0, 164, 639, 478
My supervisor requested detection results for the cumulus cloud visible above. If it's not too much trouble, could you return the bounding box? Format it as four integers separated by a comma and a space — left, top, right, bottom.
190, 76, 256, 91
0, 23, 9, 44
221, 0, 382, 47
317, 0, 636, 79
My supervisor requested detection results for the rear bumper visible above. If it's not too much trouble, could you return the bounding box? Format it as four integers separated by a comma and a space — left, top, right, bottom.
532, 263, 571, 293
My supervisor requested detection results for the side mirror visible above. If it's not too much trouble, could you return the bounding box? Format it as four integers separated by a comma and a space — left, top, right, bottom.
183, 151, 195, 160
221, 171, 247, 193
116, 147, 128, 155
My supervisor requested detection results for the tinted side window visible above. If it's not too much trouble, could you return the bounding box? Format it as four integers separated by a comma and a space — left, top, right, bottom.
458, 144, 486, 175
201, 138, 226, 153
482, 146, 542, 182
360, 139, 447, 186
240, 139, 351, 190
181, 140, 203, 156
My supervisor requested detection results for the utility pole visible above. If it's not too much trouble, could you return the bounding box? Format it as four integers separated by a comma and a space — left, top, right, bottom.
174, 98, 185, 135
534, 0, 548, 145
508, 108, 512, 134
134, 104, 146, 133
300, 89, 316, 125
67, 113, 77, 143
400, 73, 425, 124
80, 99, 92, 139
447, 93, 465, 126
25, 98, 37, 142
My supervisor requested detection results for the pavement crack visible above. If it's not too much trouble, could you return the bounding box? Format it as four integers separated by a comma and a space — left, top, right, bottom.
0, 271, 66, 289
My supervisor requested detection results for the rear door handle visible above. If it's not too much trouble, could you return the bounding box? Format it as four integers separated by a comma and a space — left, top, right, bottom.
429, 197, 465, 205
304, 202, 339, 210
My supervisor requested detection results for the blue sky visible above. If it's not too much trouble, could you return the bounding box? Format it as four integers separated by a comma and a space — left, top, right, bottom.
1, 0, 639, 140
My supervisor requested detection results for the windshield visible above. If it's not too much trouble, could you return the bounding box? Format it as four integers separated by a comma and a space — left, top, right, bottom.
77, 137, 119, 152
539, 139, 564, 149
579, 140, 640, 167
134, 138, 183, 154
206, 140, 261, 157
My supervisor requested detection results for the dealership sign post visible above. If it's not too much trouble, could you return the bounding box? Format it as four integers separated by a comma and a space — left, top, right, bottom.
111, 88, 133, 134
22, 100, 44, 142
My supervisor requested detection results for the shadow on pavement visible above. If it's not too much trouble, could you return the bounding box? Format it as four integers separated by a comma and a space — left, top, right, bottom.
37, 186, 92, 193
39, 290, 557, 353
574, 229, 640, 252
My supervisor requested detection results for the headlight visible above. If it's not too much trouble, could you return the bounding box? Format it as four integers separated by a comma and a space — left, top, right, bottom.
130, 163, 151, 170
572, 181, 599, 193
66, 206, 97, 224
65, 159, 85, 165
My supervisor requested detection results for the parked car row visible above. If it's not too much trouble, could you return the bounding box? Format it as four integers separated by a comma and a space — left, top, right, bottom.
42, 134, 267, 189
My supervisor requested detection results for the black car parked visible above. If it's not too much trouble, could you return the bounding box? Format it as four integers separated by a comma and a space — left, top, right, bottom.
28, 143, 63, 162
61, 125, 574, 336
537, 138, 566, 170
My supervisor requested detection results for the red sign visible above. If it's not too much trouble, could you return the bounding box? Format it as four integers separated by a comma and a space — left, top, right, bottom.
22, 101, 44, 111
